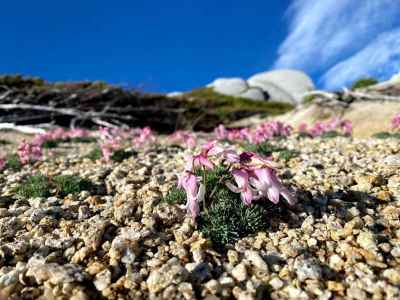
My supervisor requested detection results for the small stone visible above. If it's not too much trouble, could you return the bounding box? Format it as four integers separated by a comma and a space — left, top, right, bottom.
231, 263, 247, 282
383, 269, 400, 285
94, 269, 111, 291
327, 281, 345, 293
347, 286, 366, 299
269, 277, 284, 290
357, 231, 377, 252
376, 190, 391, 202
294, 258, 322, 282
245, 251, 269, 273
329, 254, 344, 272
204, 279, 220, 295
146, 258, 189, 294
227, 250, 239, 266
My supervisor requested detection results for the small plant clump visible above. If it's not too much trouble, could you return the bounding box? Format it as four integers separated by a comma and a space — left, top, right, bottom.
0, 139, 10, 145
16, 175, 52, 198
163, 187, 186, 205
373, 132, 400, 139
351, 77, 378, 90
244, 142, 299, 162
5, 154, 22, 171
86, 147, 103, 161
16, 174, 92, 198
173, 141, 296, 247
53, 175, 92, 197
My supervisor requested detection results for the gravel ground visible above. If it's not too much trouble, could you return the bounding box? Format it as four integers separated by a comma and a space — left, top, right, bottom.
0, 134, 400, 299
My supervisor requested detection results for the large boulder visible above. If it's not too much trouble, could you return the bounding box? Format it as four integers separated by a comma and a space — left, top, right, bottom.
209, 78, 248, 96
240, 87, 266, 101
248, 69, 315, 104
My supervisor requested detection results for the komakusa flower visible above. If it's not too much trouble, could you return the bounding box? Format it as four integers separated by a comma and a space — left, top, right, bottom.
178, 171, 205, 219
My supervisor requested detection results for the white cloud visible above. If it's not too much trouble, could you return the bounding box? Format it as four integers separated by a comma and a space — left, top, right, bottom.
274, 0, 400, 88
322, 28, 400, 89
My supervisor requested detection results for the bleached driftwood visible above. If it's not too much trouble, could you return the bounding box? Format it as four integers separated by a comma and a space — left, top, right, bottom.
0, 123, 46, 134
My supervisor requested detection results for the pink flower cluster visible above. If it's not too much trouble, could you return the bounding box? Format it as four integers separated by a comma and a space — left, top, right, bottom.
0, 158, 5, 171
32, 128, 91, 146
133, 126, 156, 147
99, 127, 122, 162
169, 130, 197, 149
17, 140, 42, 164
215, 121, 292, 144
178, 141, 296, 219
391, 113, 400, 130
299, 118, 353, 137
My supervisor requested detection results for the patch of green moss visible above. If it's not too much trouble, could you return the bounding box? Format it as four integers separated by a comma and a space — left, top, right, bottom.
86, 147, 102, 161
245, 142, 282, 156
373, 131, 400, 139
42, 140, 59, 149
0, 140, 10, 145
110, 149, 135, 162
351, 77, 378, 90
321, 131, 343, 139
16, 175, 52, 198
53, 175, 92, 197
163, 187, 186, 205
302, 94, 318, 105
244, 142, 299, 161
69, 137, 97, 143
278, 149, 300, 161
5, 154, 22, 171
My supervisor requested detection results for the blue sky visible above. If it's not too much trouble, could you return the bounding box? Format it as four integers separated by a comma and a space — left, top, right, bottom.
1, 1, 400, 92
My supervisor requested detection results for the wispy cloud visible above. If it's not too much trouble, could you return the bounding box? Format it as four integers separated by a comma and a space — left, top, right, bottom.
322, 28, 400, 89
274, 0, 400, 89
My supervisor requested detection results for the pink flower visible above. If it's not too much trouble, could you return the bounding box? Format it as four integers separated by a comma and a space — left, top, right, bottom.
134, 126, 155, 147
0, 158, 5, 171
391, 113, 400, 130
214, 124, 227, 140
178, 172, 205, 219
341, 120, 353, 135
17, 140, 42, 164
188, 140, 223, 171
298, 123, 308, 133
169, 131, 197, 149
250, 168, 295, 205
227, 152, 295, 206
226, 169, 255, 205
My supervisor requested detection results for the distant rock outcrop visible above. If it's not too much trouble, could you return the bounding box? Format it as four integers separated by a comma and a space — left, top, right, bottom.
207, 69, 315, 104
247, 69, 315, 103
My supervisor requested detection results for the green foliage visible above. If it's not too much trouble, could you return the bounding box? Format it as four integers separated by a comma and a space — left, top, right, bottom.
110, 149, 135, 162
42, 140, 59, 149
16, 175, 52, 198
16, 174, 92, 199
5, 154, 22, 171
302, 94, 318, 105
69, 137, 97, 143
0, 139, 10, 145
321, 131, 342, 139
53, 175, 92, 197
0, 75, 45, 89
373, 131, 400, 139
278, 149, 300, 161
351, 77, 378, 90
86, 147, 102, 160
198, 188, 268, 248
244, 142, 299, 161
163, 187, 186, 205
245, 142, 282, 156
195, 167, 270, 248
